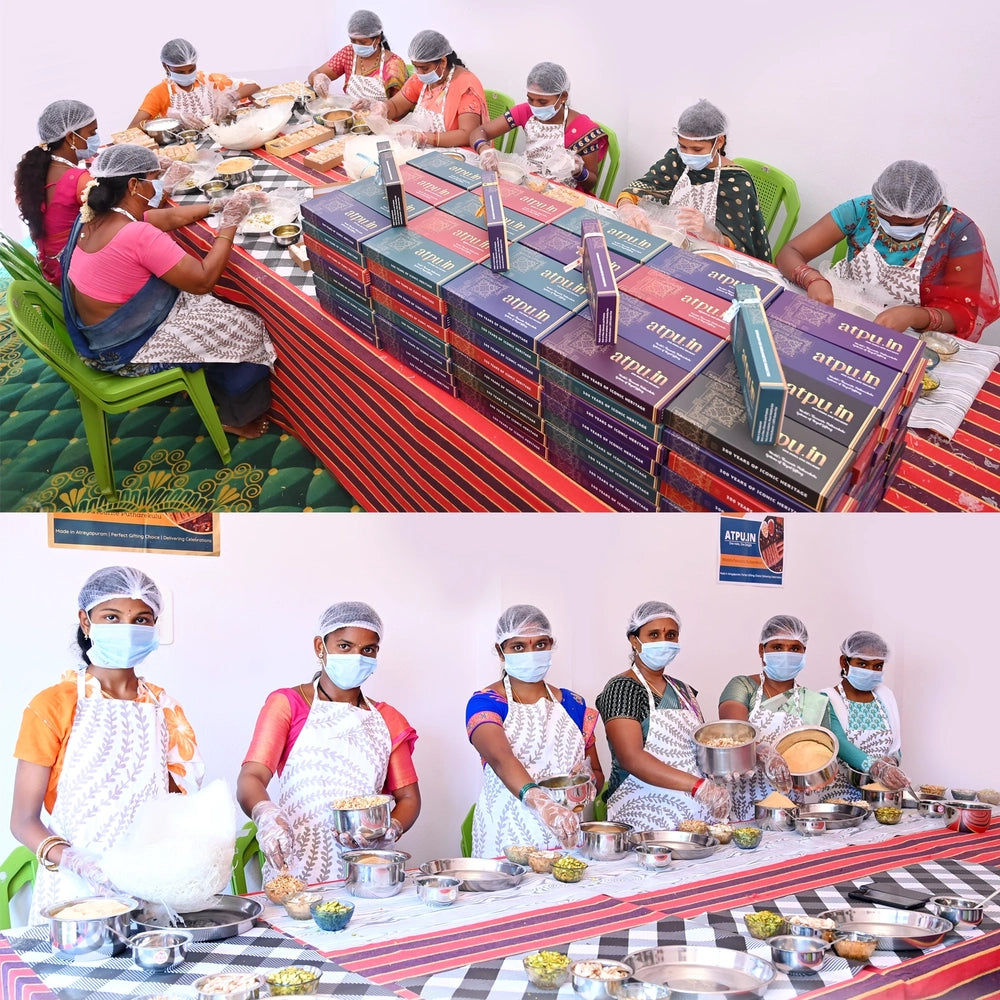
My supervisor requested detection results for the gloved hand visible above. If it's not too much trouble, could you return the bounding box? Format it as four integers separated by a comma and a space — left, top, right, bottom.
616, 201, 652, 232
569, 153, 585, 178
358, 818, 405, 850
211, 89, 240, 124
217, 190, 268, 230
396, 129, 424, 148
60, 846, 117, 894
869, 756, 910, 791
208, 195, 230, 214
674, 206, 708, 239
354, 99, 388, 118
251, 800, 294, 871
574, 758, 598, 804
160, 161, 195, 196
312, 73, 333, 98
756, 743, 793, 793
478, 146, 500, 172
171, 108, 209, 131
523, 786, 581, 849
693, 779, 731, 821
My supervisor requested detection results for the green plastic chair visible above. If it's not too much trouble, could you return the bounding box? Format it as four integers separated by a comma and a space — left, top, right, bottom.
831, 238, 848, 265
0, 846, 38, 931
593, 782, 609, 822
231, 820, 265, 895
484, 89, 518, 154
732, 158, 801, 254
594, 122, 621, 204
1, 233, 63, 316
7, 279, 232, 498
460, 804, 476, 857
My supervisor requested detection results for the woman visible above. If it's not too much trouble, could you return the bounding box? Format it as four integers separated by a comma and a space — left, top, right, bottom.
615, 99, 771, 261
775, 160, 999, 340
821, 631, 909, 801
470, 62, 607, 194
14, 100, 99, 284
466, 604, 603, 857
596, 601, 730, 829
309, 9, 407, 103
128, 38, 260, 129
237, 602, 420, 883
10, 566, 203, 923
364, 29, 486, 149
719, 615, 833, 820
62, 144, 276, 438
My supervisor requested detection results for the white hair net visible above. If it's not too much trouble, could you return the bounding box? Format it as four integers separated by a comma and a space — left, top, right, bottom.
841, 630, 889, 660
675, 98, 728, 140
348, 9, 383, 35
760, 614, 808, 645
90, 144, 161, 178
496, 604, 551, 645
627, 600, 682, 635
526, 62, 570, 96
79, 566, 163, 617
38, 100, 96, 145
160, 38, 198, 67
318, 601, 384, 641
408, 29, 452, 62
871, 160, 942, 218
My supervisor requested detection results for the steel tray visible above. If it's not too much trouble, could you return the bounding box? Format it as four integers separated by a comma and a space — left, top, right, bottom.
629, 831, 719, 860
135, 894, 262, 942
418, 858, 526, 892
796, 803, 868, 830
819, 907, 953, 949
626, 945, 776, 998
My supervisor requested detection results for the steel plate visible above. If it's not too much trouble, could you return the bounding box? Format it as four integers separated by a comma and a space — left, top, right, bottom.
797, 803, 868, 830
626, 945, 776, 998
134, 894, 262, 942
418, 858, 525, 892
819, 907, 953, 949
629, 831, 719, 860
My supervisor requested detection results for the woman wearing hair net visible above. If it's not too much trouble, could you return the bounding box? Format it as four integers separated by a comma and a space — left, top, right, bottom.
237, 602, 420, 884
128, 38, 260, 130
363, 29, 486, 149
468, 62, 608, 194
14, 100, 99, 283
719, 614, 834, 820
820, 631, 909, 801
776, 160, 999, 340
10, 566, 204, 923
61, 144, 276, 439
308, 9, 408, 103
596, 602, 730, 829
466, 605, 604, 856
616, 99, 771, 261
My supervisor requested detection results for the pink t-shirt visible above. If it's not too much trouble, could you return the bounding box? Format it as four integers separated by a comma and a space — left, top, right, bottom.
68, 221, 186, 302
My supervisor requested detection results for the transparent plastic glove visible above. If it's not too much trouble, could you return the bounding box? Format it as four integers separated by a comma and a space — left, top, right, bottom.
574, 758, 598, 802
169, 107, 209, 131
356, 818, 404, 850
756, 743, 793, 793
396, 129, 423, 148
251, 800, 293, 871
313, 73, 333, 99
523, 786, 581, 849
211, 89, 240, 124
208, 196, 230, 214
478, 146, 500, 172
540, 146, 580, 184
355, 98, 388, 117
60, 846, 117, 894
160, 161, 195, 196
218, 190, 268, 230
617, 201, 652, 232
869, 756, 910, 791
674, 206, 708, 239
693, 780, 731, 821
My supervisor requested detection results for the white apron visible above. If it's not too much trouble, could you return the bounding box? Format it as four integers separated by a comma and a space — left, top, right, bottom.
607, 667, 708, 829
406, 68, 454, 134
271, 687, 391, 884
669, 165, 721, 228
728, 680, 805, 821
472, 677, 585, 857
346, 50, 389, 103
166, 81, 216, 127
823, 684, 895, 801
30, 670, 169, 923
523, 114, 566, 174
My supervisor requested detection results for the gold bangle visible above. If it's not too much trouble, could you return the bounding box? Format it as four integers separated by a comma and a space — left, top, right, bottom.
36, 835, 70, 871
215, 234, 234, 244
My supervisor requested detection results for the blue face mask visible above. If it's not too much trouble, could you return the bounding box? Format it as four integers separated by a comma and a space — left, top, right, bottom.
416, 68, 442, 85
503, 650, 552, 683
137, 178, 164, 210
846, 665, 883, 692
87, 623, 159, 669
85, 133, 102, 158
168, 69, 198, 87
352, 42, 377, 57
678, 139, 717, 172
531, 102, 561, 122
762, 650, 806, 682
878, 216, 926, 241
324, 652, 377, 690
637, 641, 681, 671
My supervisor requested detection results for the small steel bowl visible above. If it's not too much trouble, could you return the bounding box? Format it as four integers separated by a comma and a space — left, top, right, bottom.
282, 891, 323, 920
755, 803, 796, 832
315, 109, 355, 134
235, 182, 265, 194
194, 973, 265, 999
272, 223, 303, 246
351, 123, 373, 136
215, 156, 257, 188
795, 816, 827, 836
200, 179, 229, 200
768, 934, 828, 975
538, 773, 595, 812
831, 931, 878, 962
633, 844, 672, 871
693, 720, 757, 778
570, 960, 632, 999
918, 797, 949, 818
943, 801, 993, 835
926, 895, 985, 926
330, 794, 394, 843
176, 128, 202, 143
775, 726, 839, 792
862, 787, 903, 809
142, 117, 182, 145
43, 896, 139, 960
844, 764, 870, 789
128, 929, 192, 972
578, 821, 633, 861
788, 920, 836, 944
527, 849, 563, 873
414, 874, 461, 907
341, 849, 410, 898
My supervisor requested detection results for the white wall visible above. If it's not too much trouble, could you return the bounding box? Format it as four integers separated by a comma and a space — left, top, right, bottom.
4, 0, 999, 341
1, 511, 996, 875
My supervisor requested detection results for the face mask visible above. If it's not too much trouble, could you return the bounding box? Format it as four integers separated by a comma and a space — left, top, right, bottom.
168, 69, 198, 86
87, 623, 159, 669
135, 178, 164, 209
846, 665, 883, 691
762, 650, 806, 682
878, 216, 926, 241
416, 68, 442, 85
353, 42, 377, 57
85, 133, 102, 158
531, 102, 561, 122
324, 652, 377, 690
678, 140, 718, 172
503, 650, 552, 683
637, 641, 681, 671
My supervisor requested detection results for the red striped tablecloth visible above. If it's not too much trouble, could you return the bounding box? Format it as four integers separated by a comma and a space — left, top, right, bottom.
0, 938, 57, 1000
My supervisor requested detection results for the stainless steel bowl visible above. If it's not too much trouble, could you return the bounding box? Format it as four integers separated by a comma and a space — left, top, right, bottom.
341, 849, 410, 898
926, 895, 984, 926
539, 773, 595, 812
755, 803, 796, 832
918, 797, 949, 818
844, 763, 870, 789
200, 179, 229, 200
787, 919, 836, 943
271, 223, 303, 247
633, 844, 672, 871
142, 117, 182, 145
768, 934, 828, 975
775, 727, 839, 792
578, 821, 633, 861
315, 109, 355, 134
193, 973, 264, 999
42, 895, 139, 960
176, 128, 202, 143
330, 794, 394, 842
570, 960, 633, 999
414, 874, 461, 907
943, 801, 993, 835
861, 787, 903, 809
128, 929, 192, 972
693, 721, 757, 778
794, 815, 827, 836
215, 157, 257, 188
629, 830, 718, 860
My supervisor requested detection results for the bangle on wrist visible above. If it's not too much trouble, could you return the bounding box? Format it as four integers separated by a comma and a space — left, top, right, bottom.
690, 778, 705, 798
802, 273, 829, 289
616, 192, 639, 207
473, 138, 487, 151
578, 167, 589, 182
37, 835, 70, 871
216, 233, 234, 243
518, 782, 540, 802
